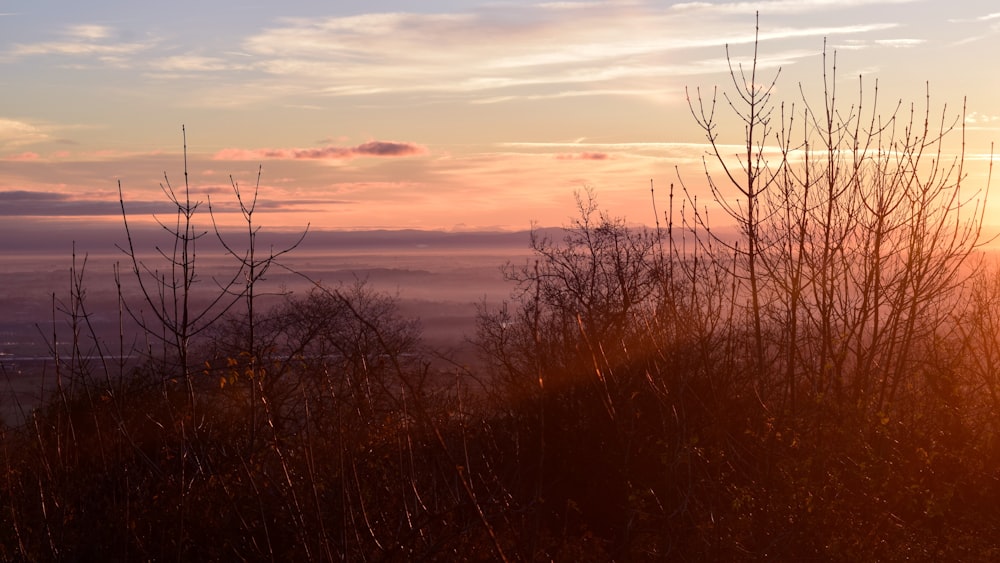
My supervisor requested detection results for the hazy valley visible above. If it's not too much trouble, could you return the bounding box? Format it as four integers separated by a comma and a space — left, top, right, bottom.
0, 228, 536, 424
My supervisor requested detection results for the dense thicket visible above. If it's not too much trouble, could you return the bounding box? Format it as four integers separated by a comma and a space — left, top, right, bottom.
3, 33, 1000, 561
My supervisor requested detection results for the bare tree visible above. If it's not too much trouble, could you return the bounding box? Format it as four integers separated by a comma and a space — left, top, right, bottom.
117, 126, 243, 388
208, 165, 308, 450
684, 19, 992, 421
477, 190, 662, 396
686, 15, 781, 373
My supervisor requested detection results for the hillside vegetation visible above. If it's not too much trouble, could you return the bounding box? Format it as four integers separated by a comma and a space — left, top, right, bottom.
3, 36, 1000, 561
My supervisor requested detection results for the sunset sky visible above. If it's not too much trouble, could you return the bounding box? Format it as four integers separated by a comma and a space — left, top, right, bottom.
1, 0, 998, 238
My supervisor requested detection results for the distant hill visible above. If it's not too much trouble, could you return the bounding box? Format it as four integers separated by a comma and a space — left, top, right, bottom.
0, 220, 563, 256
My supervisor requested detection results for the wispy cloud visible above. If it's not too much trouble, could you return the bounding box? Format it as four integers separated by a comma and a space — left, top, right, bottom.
1, 3, 918, 110
4, 152, 39, 161
950, 11, 1000, 23
0, 190, 63, 201
213, 141, 427, 161
152, 55, 240, 73
0, 118, 48, 149
966, 111, 1000, 124
873, 38, 924, 47
0, 189, 325, 217
966, 111, 1000, 131
555, 152, 612, 161
500, 140, 717, 152
672, 0, 917, 13
66, 24, 112, 41
5, 23, 155, 62
227, 3, 903, 106
0, 189, 133, 216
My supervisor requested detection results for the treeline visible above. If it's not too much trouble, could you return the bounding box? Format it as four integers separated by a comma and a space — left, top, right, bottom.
3, 34, 1000, 561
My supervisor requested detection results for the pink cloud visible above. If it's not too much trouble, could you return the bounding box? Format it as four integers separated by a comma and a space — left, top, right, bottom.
213, 140, 427, 161
5, 152, 40, 161
555, 152, 611, 161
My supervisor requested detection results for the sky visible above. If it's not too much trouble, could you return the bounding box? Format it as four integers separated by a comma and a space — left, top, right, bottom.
1, 0, 998, 239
